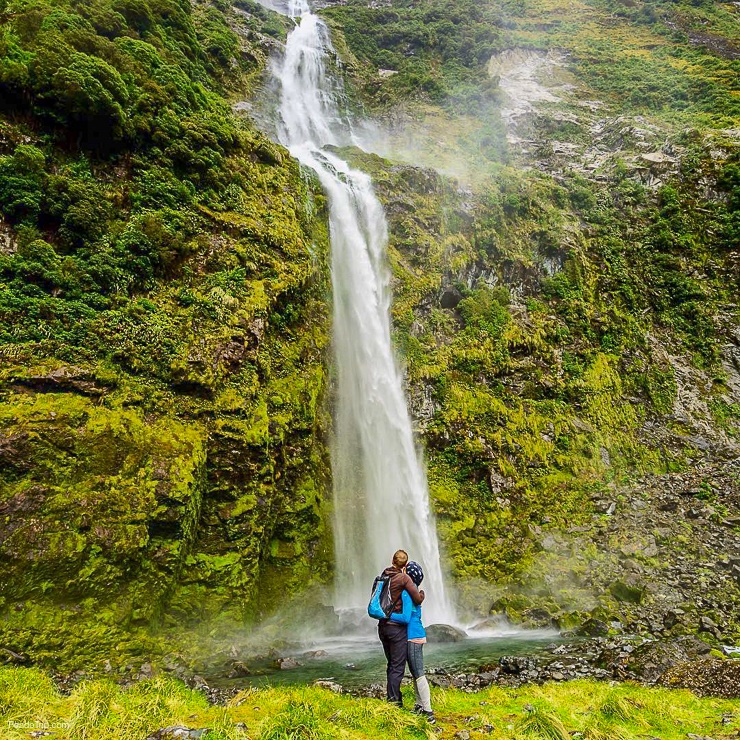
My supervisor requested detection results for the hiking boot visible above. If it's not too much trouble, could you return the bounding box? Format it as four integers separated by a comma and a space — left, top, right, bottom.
412, 704, 423, 714
422, 710, 436, 724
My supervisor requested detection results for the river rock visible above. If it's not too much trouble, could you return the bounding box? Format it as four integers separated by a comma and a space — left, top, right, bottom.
227, 661, 250, 678
276, 657, 302, 670
499, 655, 536, 674
425, 624, 467, 642
303, 649, 329, 659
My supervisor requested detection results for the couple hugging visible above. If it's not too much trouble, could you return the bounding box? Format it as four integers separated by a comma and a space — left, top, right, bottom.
377, 549, 435, 724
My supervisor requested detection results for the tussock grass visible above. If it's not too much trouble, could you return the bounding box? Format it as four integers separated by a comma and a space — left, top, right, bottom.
0, 669, 738, 740
516, 704, 570, 740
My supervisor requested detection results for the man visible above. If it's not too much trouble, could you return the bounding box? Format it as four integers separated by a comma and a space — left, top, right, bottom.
378, 549, 425, 707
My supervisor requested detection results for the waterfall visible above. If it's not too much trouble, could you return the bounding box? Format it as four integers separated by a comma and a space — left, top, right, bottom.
274, 1, 454, 625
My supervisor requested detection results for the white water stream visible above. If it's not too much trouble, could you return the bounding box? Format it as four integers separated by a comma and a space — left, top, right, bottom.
272, 0, 454, 624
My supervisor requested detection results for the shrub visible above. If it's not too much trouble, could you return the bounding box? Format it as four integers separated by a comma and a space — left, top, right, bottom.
0, 145, 46, 224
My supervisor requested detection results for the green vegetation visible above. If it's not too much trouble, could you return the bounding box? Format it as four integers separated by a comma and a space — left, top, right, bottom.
322, 0, 507, 108
2, 667, 739, 739
339, 144, 737, 608
329, 0, 738, 619
0, 0, 332, 670
1, 0, 738, 670
323, 0, 740, 123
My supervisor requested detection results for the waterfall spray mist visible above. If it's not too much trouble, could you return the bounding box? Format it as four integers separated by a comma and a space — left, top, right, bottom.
274, 2, 454, 624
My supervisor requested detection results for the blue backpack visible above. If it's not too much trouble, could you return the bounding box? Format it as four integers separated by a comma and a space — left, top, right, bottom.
367, 573, 401, 620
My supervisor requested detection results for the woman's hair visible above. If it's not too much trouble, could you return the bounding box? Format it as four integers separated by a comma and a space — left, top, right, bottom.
392, 549, 409, 568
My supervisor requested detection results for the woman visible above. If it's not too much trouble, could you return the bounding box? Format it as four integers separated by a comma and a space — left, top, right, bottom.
390, 560, 435, 724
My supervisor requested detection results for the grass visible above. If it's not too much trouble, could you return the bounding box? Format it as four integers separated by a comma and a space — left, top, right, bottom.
0, 668, 738, 739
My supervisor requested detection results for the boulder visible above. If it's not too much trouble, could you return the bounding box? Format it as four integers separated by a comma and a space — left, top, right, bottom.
469, 618, 504, 632
276, 657, 302, 670
698, 616, 722, 640
663, 609, 685, 629
425, 624, 468, 643
624, 637, 711, 683
609, 579, 645, 604
578, 618, 609, 637
227, 661, 251, 678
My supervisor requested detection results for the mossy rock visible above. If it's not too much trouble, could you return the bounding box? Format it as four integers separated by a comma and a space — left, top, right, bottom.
609, 580, 645, 604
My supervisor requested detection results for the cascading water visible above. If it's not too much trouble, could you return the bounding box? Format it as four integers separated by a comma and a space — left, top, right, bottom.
274, 0, 454, 624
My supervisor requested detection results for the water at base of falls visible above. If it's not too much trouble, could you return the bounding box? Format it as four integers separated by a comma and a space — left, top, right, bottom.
271, 1, 455, 625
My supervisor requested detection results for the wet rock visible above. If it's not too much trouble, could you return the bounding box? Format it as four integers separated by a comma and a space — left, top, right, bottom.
426, 624, 467, 642
314, 679, 343, 693
521, 607, 556, 628
499, 655, 536, 674
303, 650, 329, 659
276, 657, 302, 670
227, 661, 251, 678
311, 605, 341, 634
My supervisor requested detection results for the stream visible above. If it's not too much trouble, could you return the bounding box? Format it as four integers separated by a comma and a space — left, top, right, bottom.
210, 628, 560, 690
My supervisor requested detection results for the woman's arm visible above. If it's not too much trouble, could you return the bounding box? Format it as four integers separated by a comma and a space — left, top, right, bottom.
389, 589, 412, 624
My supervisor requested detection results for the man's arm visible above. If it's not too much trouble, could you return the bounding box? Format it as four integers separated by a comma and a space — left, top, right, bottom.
402, 573, 425, 605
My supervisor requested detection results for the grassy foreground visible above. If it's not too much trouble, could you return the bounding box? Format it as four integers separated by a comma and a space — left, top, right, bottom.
1, 668, 738, 739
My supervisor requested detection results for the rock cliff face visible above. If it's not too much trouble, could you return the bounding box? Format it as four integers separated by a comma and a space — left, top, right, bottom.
323, 0, 739, 640
0, 0, 332, 668
0, 0, 738, 671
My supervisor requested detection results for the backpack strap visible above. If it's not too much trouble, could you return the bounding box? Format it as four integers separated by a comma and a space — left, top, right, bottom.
384, 574, 404, 617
